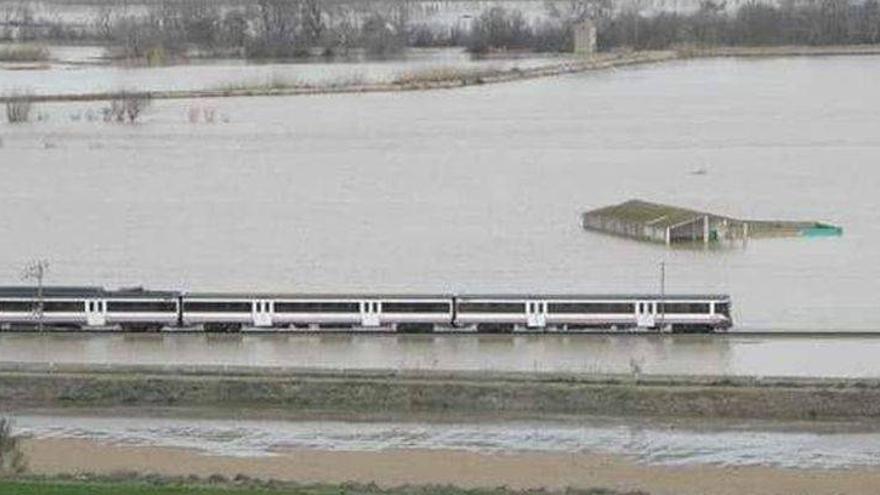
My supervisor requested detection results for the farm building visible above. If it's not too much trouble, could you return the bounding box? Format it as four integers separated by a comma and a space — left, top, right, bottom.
581, 199, 841, 245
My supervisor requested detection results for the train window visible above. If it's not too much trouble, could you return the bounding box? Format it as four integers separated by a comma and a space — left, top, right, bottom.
107, 301, 176, 312
43, 301, 84, 312
184, 301, 251, 312
274, 302, 360, 313
549, 303, 635, 313
715, 303, 730, 316
660, 303, 711, 314
458, 302, 525, 313
0, 300, 33, 311
382, 302, 450, 313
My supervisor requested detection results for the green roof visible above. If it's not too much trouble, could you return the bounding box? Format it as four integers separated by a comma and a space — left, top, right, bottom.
584, 199, 721, 229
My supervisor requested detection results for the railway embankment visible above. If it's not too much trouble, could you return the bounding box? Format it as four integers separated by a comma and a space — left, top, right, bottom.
1, 363, 879, 422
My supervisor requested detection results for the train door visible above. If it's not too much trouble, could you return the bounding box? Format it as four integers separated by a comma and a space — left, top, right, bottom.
526, 301, 547, 328
361, 301, 380, 327
636, 301, 655, 328
85, 299, 107, 327
252, 300, 273, 327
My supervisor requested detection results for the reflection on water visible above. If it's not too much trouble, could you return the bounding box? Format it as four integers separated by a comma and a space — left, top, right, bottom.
15, 414, 880, 469
3, 333, 880, 378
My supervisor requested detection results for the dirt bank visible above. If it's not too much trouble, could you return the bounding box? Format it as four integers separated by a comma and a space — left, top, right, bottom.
1, 363, 880, 421
21, 438, 880, 495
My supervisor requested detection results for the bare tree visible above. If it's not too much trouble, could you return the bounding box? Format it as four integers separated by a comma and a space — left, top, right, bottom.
301, 0, 325, 47
0, 418, 26, 474
21, 259, 48, 332
546, 0, 613, 24
94, 6, 115, 41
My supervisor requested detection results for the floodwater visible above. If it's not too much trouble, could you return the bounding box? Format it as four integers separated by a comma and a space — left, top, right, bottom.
14, 413, 880, 469
1, 56, 879, 331
2, 333, 880, 378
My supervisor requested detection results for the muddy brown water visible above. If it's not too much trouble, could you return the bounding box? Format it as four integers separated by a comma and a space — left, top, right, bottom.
0, 56, 878, 331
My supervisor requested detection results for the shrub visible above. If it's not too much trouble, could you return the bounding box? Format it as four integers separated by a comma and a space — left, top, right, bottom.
5, 97, 33, 124
0, 417, 26, 474
0, 44, 49, 62
103, 92, 151, 123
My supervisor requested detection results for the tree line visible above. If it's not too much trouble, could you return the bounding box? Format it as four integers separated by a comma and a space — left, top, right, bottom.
2, 0, 880, 61
468, 0, 880, 53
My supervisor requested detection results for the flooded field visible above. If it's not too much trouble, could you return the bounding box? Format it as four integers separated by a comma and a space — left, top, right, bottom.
14, 413, 880, 469
2, 333, 880, 377
1, 56, 879, 330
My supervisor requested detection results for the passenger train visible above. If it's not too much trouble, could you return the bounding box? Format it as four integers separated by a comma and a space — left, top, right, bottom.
0, 286, 733, 333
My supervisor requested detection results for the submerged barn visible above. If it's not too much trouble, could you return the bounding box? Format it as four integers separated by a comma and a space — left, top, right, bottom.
581, 199, 841, 245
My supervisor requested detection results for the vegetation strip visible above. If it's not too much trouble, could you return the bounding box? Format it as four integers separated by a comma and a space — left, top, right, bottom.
1, 363, 879, 421
0, 478, 640, 495
4, 45, 880, 106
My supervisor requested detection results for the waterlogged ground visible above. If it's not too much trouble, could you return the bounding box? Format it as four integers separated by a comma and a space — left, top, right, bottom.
1, 56, 879, 330
14, 413, 880, 470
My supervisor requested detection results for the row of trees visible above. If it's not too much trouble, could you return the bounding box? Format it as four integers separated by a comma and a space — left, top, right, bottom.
100, 0, 419, 61
468, 0, 880, 53
601, 0, 880, 50
3, 0, 880, 60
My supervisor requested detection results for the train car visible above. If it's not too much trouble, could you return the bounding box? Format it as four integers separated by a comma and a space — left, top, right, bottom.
454, 294, 732, 332
0, 286, 179, 330
181, 293, 454, 332
0, 286, 732, 333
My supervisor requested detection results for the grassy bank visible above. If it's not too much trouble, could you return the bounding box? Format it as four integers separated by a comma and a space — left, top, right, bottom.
2, 363, 880, 421
0, 477, 639, 495
0, 44, 50, 63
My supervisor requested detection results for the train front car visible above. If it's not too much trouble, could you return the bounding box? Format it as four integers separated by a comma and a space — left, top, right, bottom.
0, 286, 103, 330
0, 286, 179, 331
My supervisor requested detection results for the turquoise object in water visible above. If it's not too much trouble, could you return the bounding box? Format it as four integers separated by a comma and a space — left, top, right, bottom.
802, 224, 843, 237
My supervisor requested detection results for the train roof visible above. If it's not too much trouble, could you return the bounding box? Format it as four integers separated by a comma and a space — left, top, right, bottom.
0, 287, 731, 301
184, 292, 730, 301
455, 294, 731, 301
0, 286, 178, 298
184, 292, 454, 300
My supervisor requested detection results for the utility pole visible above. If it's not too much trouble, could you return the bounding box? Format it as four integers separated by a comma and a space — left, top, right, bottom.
659, 260, 666, 330
22, 260, 49, 332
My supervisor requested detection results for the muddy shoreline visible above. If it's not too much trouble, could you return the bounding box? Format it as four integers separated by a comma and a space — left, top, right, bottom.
2, 363, 880, 421
18, 438, 880, 495
3, 45, 880, 104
